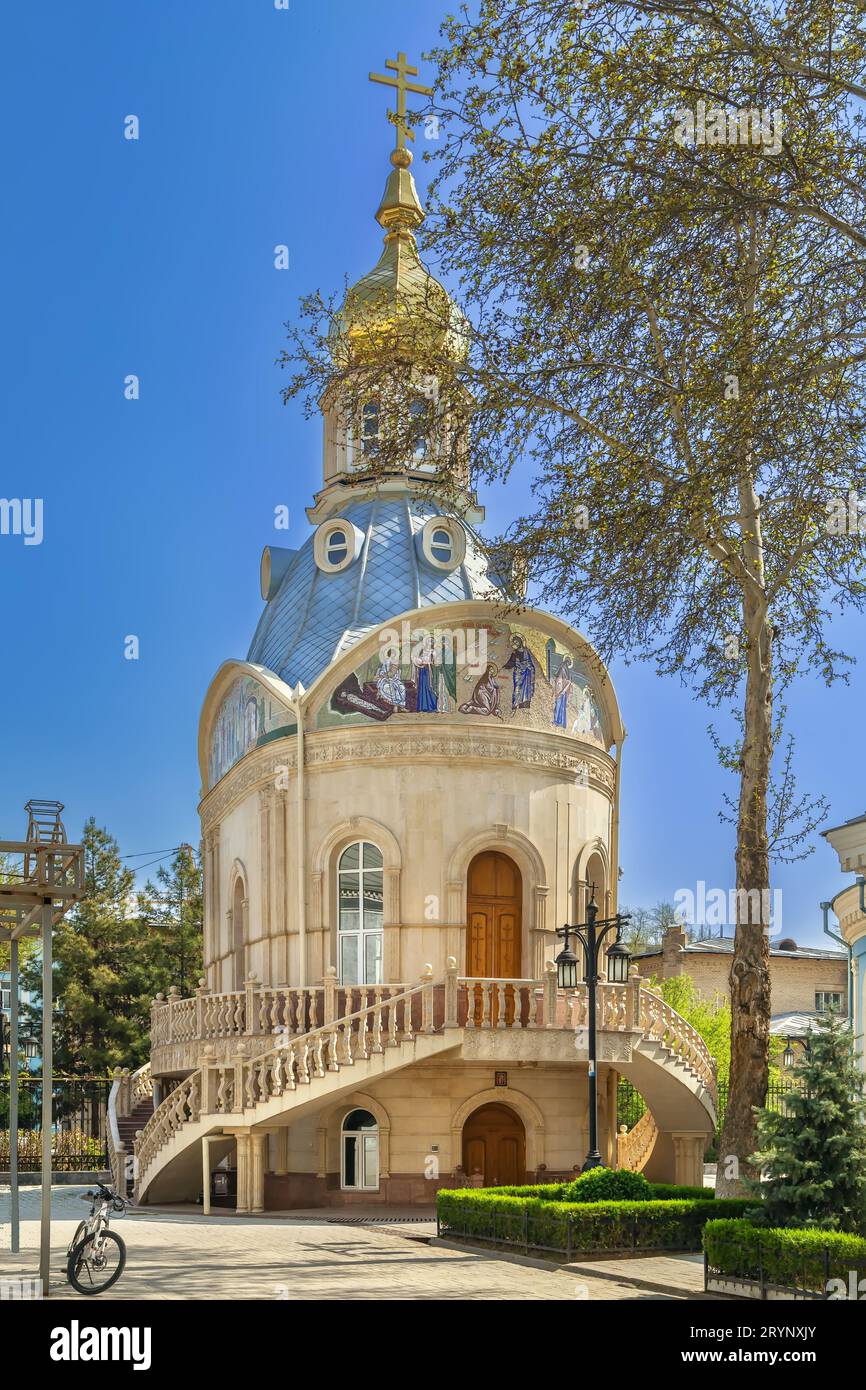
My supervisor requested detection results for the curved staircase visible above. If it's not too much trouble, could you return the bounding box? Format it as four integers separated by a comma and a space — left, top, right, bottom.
134, 971, 716, 1203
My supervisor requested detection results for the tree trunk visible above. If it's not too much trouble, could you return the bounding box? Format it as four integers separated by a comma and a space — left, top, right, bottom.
715, 612, 773, 1195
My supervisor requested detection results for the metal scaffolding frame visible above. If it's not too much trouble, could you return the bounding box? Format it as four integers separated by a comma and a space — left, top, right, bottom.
0, 800, 85, 1295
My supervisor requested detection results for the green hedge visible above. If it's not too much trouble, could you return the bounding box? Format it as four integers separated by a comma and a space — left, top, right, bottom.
483, 1181, 713, 1202
437, 1189, 754, 1256
704, 1219, 866, 1295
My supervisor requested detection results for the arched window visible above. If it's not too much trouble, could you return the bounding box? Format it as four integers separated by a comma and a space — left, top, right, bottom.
337, 841, 384, 985
429, 527, 453, 563
341, 1108, 379, 1191
410, 397, 429, 462
361, 400, 380, 457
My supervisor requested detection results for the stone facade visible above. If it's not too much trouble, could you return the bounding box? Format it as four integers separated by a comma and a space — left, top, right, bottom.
632, 925, 848, 1019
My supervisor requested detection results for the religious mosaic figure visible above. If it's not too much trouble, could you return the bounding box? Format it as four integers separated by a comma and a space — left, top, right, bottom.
375, 659, 407, 710
413, 632, 438, 713
459, 662, 504, 719
552, 656, 573, 728
571, 683, 602, 741
503, 634, 537, 712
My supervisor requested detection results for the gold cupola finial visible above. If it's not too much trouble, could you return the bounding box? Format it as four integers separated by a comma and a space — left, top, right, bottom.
369, 51, 432, 237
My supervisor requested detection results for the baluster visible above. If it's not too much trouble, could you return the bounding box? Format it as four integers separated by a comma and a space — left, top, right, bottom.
309, 989, 319, 1031
270, 1052, 283, 1097
464, 982, 475, 1030
481, 982, 493, 1030
284, 1043, 297, 1091
371, 990, 384, 1053
387, 994, 399, 1046
496, 982, 507, 1029
298, 1041, 310, 1084
403, 992, 415, 1042
313, 1034, 326, 1077
294, 990, 306, 1035
327, 1027, 340, 1072
270, 990, 281, 1032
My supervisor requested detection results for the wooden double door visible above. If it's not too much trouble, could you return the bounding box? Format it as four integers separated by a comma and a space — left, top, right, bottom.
466, 851, 522, 1025
462, 1103, 526, 1187
466, 851, 522, 977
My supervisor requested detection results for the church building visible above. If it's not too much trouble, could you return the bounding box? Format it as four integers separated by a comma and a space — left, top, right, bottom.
126, 57, 717, 1212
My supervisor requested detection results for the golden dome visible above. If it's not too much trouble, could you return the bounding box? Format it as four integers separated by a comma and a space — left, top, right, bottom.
333, 149, 468, 366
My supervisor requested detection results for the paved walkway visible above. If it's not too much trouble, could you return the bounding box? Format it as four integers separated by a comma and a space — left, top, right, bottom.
0, 1186, 692, 1301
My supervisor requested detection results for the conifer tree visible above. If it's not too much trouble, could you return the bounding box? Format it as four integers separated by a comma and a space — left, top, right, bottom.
137, 844, 203, 998
750, 1014, 866, 1234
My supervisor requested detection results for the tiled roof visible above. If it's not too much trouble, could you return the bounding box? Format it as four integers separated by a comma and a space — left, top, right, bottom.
247, 492, 507, 689
632, 936, 846, 962
770, 1012, 850, 1036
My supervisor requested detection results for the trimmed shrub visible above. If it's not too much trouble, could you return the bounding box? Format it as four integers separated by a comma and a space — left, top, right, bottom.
704, 1219, 866, 1295
437, 1189, 754, 1256
561, 1168, 653, 1203
646, 1183, 710, 1201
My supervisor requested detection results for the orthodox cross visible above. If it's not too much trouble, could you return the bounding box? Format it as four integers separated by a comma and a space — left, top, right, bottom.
369, 51, 432, 151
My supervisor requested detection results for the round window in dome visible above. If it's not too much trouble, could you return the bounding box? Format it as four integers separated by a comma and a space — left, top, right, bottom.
314, 520, 360, 574
420, 517, 466, 571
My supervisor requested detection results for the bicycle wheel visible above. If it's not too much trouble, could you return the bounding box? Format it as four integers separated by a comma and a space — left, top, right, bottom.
67, 1222, 88, 1257
67, 1230, 127, 1295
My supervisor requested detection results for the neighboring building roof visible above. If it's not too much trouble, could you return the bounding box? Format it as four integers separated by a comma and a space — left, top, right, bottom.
631, 935, 847, 963
822, 810, 866, 838
246, 492, 507, 690
770, 1011, 850, 1037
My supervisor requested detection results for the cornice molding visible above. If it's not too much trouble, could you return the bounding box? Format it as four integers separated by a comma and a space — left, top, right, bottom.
199, 723, 616, 831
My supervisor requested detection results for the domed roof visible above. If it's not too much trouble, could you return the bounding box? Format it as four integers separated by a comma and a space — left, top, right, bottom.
332, 149, 468, 366
247, 492, 509, 690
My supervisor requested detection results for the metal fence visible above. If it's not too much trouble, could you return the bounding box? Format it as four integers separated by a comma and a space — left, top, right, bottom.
705, 1249, 866, 1301
618, 1077, 796, 1136
438, 1202, 713, 1261
0, 1076, 110, 1171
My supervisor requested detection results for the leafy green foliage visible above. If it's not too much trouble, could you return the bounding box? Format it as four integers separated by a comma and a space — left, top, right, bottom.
749, 1014, 866, 1234
21, 821, 203, 1075
561, 1166, 652, 1203
703, 1219, 866, 1295
437, 1189, 755, 1254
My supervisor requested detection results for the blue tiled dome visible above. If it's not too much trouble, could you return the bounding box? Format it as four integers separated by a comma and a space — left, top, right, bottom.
247, 493, 508, 690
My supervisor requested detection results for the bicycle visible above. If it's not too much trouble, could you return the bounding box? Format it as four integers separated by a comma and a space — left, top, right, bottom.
66, 1182, 128, 1295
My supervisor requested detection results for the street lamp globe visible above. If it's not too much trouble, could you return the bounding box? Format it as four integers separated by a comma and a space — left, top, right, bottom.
555, 939, 579, 990
606, 939, 630, 984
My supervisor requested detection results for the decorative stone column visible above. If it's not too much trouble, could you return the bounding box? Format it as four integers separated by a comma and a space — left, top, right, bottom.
671, 1132, 706, 1187
250, 1131, 268, 1214
272, 1128, 289, 1177
235, 1133, 251, 1213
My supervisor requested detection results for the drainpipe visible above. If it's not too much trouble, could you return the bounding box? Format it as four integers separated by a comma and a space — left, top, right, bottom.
291, 683, 307, 987
820, 899, 853, 1022
610, 738, 623, 914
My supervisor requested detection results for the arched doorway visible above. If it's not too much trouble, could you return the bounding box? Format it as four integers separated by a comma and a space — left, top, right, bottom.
466, 851, 522, 977
462, 1103, 526, 1187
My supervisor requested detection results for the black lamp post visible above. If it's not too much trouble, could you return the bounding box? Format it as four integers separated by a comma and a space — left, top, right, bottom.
555, 883, 632, 1171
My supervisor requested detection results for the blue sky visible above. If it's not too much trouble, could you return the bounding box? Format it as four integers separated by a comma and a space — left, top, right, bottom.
1, 0, 862, 940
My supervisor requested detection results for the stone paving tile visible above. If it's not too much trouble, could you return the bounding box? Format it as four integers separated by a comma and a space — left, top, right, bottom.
0, 1185, 685, 1302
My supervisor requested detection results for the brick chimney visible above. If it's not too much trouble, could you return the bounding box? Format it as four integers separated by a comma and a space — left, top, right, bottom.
661, 922, 688, 976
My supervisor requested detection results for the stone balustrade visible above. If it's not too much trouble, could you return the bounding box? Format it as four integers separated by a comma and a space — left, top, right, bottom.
616, 1108, 659, 1172
150, 972, 414, 1049
135, 962, 716, 1200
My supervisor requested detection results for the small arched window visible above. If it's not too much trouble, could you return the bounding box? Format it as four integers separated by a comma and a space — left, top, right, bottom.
429, 527, 453, 563
326, 529, 349, 566
409, 398, 429, 461
361, 400, 380, 457
341, 1108, 379, 1190
337, 841, 384, 985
